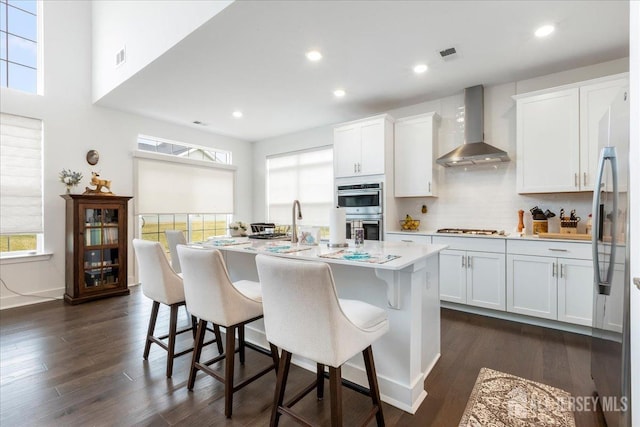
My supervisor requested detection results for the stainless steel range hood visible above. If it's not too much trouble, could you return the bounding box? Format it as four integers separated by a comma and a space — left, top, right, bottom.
436, 85, 510, 167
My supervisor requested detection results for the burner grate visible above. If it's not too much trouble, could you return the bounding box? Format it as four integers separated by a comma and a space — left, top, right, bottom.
437, 228, 500, 235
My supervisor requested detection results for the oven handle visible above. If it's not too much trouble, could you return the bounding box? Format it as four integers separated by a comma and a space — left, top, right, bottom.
337, 190, 382, 197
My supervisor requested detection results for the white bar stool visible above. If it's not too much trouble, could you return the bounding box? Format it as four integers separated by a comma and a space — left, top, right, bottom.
165, 230, 187, 274
177, 245, 279, 418
255, 254, 389, 427
132, 239, 223, 378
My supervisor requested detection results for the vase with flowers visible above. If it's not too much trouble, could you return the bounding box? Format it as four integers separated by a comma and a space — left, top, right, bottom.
228, 221, 248, 237
59, 169, 83, 194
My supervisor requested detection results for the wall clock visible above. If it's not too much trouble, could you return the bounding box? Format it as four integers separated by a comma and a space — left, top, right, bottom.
86, 150, 99, 165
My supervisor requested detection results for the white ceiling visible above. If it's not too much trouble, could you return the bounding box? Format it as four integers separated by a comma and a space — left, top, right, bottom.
95, 0, 629, 142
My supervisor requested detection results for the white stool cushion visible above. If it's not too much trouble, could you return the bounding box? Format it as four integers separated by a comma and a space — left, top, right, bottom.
133, 239, 185, 306
255, 254, 389, 368
339, 299, 387, 330
233, 280, 262, 303
178, 245, 264, 327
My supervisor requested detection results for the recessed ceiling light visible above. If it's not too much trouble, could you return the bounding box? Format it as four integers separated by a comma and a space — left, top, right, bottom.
535, 24, 555, 38
306, 50, 322, 61
333, 89, 346, 98
232, 111, 243, 118
413, 64, 428, 74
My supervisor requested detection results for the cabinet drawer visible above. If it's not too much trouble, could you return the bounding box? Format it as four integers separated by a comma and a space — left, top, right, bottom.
432, 236, 505, 253
507, 239, 591, 259
385, 233, 431, 244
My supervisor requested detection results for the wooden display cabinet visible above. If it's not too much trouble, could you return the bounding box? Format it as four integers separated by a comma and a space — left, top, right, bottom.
62, 194, 132, 304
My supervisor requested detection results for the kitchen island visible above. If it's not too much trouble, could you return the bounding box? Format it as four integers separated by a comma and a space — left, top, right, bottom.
194, 238, 446, 413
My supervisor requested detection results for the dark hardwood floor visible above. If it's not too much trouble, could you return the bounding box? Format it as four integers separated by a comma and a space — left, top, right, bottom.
0, 286, 605, 426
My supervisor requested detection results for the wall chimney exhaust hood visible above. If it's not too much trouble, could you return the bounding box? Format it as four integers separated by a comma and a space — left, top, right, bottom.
436, 85, 510, 167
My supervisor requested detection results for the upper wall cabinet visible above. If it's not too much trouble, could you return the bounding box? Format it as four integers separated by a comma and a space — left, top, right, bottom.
394, 112, 440, 197
334, 114, 393, 178
514, 73, 628, 194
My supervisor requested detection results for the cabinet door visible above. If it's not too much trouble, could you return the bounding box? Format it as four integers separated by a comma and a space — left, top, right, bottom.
359, 119, 385, 176
466, 251, 506, 310
579, 77, 628, 191
557, 258, 593, 326
516, 88, 580, 193
394, 113, 436, 197
507, 254, 557, 320
439, 249, 467, 303
334, 124, 360, 178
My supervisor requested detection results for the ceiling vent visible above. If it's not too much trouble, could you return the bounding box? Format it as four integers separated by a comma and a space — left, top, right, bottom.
439, 47, 457, 60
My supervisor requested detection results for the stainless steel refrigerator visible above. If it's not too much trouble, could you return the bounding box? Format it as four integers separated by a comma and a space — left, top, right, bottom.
591, 86, 631, 426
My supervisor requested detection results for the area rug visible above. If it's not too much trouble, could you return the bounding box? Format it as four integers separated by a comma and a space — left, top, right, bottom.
459, 367, 576, 427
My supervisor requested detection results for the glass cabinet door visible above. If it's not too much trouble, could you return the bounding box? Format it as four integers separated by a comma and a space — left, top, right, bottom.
81, 206, 121, 290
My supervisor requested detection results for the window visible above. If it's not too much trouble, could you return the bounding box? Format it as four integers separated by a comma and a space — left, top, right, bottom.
138, 134, 230, 164
0, 112, 43, 255
0, 0, 39, 93
266, 147, 333, 234
134, 135, 236, 257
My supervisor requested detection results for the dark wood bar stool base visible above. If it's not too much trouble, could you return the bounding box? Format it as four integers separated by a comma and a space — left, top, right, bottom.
188, 316, 279, 418
143, 300, 223, 378
271, 346, 384, 427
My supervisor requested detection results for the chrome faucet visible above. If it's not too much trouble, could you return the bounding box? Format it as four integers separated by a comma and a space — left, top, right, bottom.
291, 200, 303, 243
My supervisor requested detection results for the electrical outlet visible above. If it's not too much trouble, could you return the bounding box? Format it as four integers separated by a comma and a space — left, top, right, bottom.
115, 46, 126, 67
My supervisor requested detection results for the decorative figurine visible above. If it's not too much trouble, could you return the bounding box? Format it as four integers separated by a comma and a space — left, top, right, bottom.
83, 172, 113, 195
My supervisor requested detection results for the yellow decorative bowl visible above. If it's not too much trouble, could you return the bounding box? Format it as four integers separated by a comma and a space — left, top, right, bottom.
399, 219, 420, 231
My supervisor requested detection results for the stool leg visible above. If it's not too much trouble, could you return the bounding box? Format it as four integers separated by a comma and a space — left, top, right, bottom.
271, 350, 292, 427
363, 346, 385, 427
213, 323, 224, 355
316, 363, 325, 400
143, 301, 160, 359
270, 343, 280, 374
166, 303, 179, 378
190, 314, 197, 339
329, 366, 343, 427
188, 319, 206, 390
224, 325, 236, 418
239, 324, 246, 365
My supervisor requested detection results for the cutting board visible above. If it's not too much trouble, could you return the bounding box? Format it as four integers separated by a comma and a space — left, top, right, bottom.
538, 232, 592, 241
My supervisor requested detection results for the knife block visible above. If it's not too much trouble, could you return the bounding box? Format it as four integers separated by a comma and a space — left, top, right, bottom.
532, 220, 548, 235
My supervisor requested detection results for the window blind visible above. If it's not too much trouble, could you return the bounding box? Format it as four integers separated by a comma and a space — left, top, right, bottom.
134, 152, 236, 215
266, 147, 333, 226
0, 113, 43, 234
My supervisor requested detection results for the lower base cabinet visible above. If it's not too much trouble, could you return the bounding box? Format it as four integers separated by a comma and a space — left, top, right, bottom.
434, 237, 506, 311
506, 240, 594, 326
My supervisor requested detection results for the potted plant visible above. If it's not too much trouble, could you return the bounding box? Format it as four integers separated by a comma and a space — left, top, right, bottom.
59, 169, 83, 193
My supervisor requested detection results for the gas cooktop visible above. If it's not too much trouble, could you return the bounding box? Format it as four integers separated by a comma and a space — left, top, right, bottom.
436, 228, 504, 236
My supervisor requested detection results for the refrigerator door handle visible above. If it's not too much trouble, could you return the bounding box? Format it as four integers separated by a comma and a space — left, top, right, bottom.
591, 147, 619, 288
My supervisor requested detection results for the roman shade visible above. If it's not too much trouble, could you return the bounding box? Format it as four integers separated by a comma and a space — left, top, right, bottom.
134, 151, 236, 215
0, 113, 43, 234
266, 147, 333, 225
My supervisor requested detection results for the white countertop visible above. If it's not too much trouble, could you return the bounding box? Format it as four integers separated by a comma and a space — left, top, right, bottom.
193, 237, 447, 271
387, 230, 592, 244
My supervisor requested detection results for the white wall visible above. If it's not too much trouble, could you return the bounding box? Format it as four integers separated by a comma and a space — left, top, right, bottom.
0, 1, 252, 309
92, 0, 233, 102
253, 58, 629, 234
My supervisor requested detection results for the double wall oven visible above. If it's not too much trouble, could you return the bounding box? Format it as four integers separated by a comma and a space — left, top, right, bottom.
336, 182, 383, 240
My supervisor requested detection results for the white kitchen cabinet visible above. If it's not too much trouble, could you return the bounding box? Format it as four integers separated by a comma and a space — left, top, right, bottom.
333, 115, 393, 178
515, 88, 580, 193
557, 258, 593, 326
506, 240, 593, 326
433, 237, 506, 310
514, 73, 628, 194
507, 254, 557, 319
580, 77, 629, 192
394, 112, 440, 197
384, 232, 431, 245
